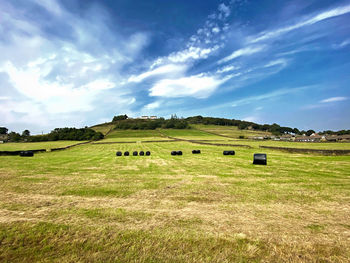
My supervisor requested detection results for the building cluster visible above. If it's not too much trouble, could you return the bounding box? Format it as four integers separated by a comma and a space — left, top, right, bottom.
249, 133, 350, 142
139, 116, 158, 120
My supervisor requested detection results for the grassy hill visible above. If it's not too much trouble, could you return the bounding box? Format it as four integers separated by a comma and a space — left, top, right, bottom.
193, 124, 272, 138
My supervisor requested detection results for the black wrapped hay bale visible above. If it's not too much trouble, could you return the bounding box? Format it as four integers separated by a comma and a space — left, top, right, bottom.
192, 150, 201, 154
253, 153, 267, 165
20, 151, 34, 157
145, 151, 151, 156
176, 151, 182, 155
133, 151, 138, 156
139, 151, 144, 156
171, 151, 177, 156
229, 150, 235, 155
124, 151, 129, 156
116, 151, 122, 156
223, 151, 229, 155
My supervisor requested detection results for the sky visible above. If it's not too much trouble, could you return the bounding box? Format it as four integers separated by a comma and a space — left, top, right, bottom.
0, 0, 349, 134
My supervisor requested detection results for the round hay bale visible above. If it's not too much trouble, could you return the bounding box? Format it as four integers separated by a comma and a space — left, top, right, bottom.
116, 151, 122, 156
223, 151, 229, 155
20, 151, 34, 157
171, 151, 177, 156
133, 151, 138, 156
253, 153, 267, 165
192, 150, 201, 154
124, 151, 129, 156
229, 150, 235, 155
176, 151, 182, 156
145, 151, 151, 156
139, 151, 145, 156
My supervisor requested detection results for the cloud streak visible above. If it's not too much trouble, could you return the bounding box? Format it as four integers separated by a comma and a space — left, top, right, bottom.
320, 97, 348, 103
249, 4, 350, 43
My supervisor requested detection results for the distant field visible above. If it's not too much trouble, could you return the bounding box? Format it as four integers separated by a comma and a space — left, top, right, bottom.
193, 124, 272, 138
199, 139, 350, 150
99, 129, 170, 142
160, 128, 225, 140
0, 141, 86, 151
90, 123, 115, 135
0, 129, 349, 262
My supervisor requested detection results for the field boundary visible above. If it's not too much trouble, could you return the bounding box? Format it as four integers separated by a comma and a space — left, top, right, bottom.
194, 127, 239, 139
0, 141, 91, 156
260, 146, 350, 155
92, 140, 177, 144
157, 130, 252, 148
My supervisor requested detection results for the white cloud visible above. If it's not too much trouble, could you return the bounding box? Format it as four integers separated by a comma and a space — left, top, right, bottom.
218, 3, 231, 18
264, 58, 288, 68
212, 27, 220, 33
149, 74, 229, 99
249, 4, 350, 43
168, 45, 220, 63
333, 39, 350, 49
320, 97, 348, 103
144, 101, 161, 110
218, 46, 265, 64
216, 65, 240, 74
128, 64, 187, 83
33, 0, 63, 16
0, 0, 146, 132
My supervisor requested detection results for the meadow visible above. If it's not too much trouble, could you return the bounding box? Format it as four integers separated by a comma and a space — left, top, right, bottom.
0, 126, 349, 262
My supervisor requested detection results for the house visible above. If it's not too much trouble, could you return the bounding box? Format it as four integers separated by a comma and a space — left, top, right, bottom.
139, 116, 158, 120
280, 134, 293, 141
0, 134, 8, 143
338, 135, 350, 141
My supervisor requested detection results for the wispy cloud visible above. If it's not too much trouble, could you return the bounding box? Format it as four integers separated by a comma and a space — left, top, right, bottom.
231, 86, 312, 107
332, 39, 350, 49
216, 65, 240, 74
248, 4, 350, 43
128, 64, 187, 83
218, 45, 265, 64
320, 96, 348, 103
264, 58, 288, 68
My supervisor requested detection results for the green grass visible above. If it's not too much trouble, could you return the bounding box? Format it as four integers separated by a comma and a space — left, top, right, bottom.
90, 123, 115, 135
0, 128, 350, 262
194, 124, 273, 138
0, 141, 86, 151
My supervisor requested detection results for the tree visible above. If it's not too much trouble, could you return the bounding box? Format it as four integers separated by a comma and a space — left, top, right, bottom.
0, 127, 8, 135
8, 132, 21, 142
22, 130, 30, 136
306, 129, 315, 136
112, 114, 128, 122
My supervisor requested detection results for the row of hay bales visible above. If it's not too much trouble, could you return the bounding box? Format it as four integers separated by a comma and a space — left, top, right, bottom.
169, 149, 267, 165
116, 151, 151, 156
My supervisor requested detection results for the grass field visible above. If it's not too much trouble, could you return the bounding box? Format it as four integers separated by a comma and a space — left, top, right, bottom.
0, 128, 350, 262
91, 123, 115, 135
0, 141, 86, 151
194, 124, 273, 138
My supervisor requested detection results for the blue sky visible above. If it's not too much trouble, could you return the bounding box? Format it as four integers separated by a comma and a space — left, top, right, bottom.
0, 0, 349, 134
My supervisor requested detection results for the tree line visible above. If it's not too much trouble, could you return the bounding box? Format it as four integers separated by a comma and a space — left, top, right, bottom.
0, 127, 103, 142
113, 115, 188, 130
